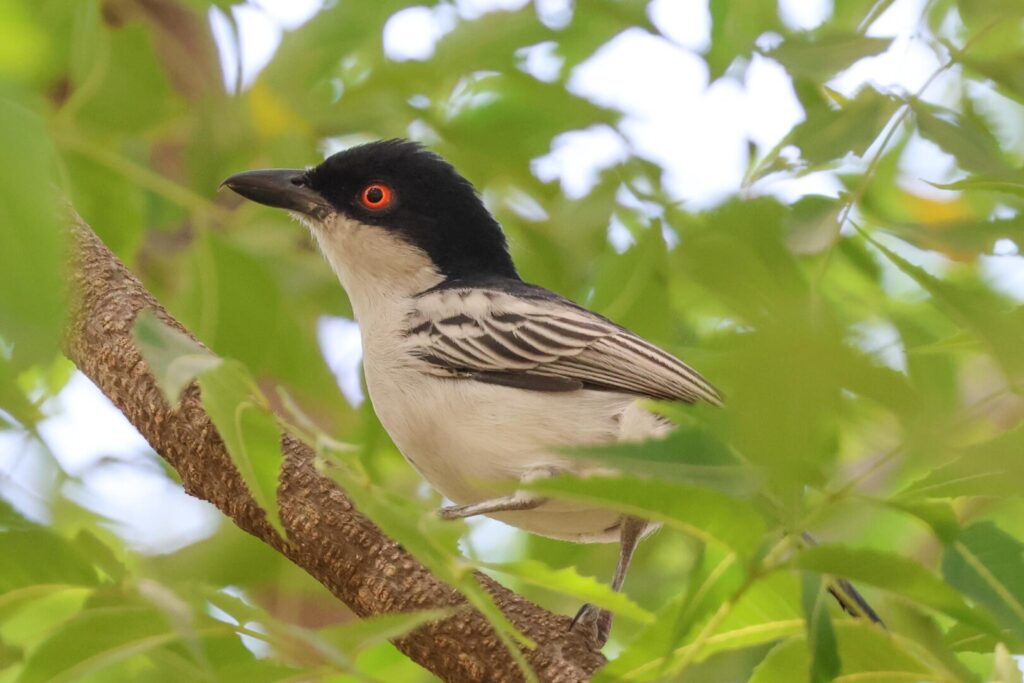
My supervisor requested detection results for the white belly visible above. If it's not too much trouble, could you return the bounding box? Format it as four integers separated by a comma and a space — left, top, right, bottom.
363, 357, 666, 542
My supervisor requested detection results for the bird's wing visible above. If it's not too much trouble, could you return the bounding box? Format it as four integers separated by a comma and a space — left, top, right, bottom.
405, 282, 722, 405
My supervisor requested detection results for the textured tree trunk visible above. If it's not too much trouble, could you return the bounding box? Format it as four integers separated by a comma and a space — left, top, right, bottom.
62, 215, 606, 682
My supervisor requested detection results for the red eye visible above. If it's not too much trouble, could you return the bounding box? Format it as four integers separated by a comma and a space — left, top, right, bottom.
360, 183, 394, 210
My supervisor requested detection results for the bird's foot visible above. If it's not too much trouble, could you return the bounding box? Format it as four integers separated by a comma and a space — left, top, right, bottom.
571, 603, 612, 647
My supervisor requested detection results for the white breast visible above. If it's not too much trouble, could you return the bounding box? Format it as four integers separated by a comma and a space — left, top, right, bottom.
308, 214, 668, 542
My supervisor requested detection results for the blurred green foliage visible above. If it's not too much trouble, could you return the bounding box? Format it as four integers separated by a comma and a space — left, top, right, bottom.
2, 0, 1024, 681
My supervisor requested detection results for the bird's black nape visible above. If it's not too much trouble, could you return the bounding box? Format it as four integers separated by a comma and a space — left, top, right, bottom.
304, 139, 519, 282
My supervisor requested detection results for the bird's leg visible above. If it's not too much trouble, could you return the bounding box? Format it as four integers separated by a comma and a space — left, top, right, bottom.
572, 516, 647, 646
437, 466, 558, 520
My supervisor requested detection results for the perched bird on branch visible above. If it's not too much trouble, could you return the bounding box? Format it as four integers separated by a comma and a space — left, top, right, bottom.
223, 139, 880, 644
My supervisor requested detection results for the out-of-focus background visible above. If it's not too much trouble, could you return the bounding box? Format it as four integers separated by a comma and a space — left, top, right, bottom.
2, 0, 1024, 681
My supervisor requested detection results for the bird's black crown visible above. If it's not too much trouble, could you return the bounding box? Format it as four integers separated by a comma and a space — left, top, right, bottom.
304, 139, 519, 281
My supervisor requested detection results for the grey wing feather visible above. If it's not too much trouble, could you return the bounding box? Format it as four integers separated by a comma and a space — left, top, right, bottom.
406, 287, 722, 405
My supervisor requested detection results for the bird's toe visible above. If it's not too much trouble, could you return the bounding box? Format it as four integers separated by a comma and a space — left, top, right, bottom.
570, 603, 612, 646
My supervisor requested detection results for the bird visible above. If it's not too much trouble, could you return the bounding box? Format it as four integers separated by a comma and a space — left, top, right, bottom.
222, 138, 879, 644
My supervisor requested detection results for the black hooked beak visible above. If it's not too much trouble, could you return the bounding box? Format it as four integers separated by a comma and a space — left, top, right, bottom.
221, 169, 330, 218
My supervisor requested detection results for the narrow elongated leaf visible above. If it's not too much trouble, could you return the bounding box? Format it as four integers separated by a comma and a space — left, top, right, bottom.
0, 94, 63, 370
864, 233, 1024, 386
900, 421, 1024, 500
597, 542, 749, 681
929, 176, 1024, 198
565, 425, 762, 496
794, 545, 1002, 636
135, 313, 286, 536
943, 522, 1024, 641
911, 100, 1018, 178
750, 621, 933, 683
17, 604, 229, 683
197, 361, 285, 537
802, 574, 840, 683
134, 309, 220, 404
0, 530, 99, 592
321, 460, 538, 681
526, 475, 766, 558
480, 560, 654, 623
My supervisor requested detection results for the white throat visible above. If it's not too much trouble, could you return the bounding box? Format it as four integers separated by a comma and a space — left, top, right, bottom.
302, 212, 444, 329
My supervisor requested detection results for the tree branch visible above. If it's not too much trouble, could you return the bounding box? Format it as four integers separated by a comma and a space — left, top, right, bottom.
62, 215, 606, 682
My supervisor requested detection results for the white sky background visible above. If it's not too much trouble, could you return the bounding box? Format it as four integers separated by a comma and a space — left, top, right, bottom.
3, 0, 1024, 557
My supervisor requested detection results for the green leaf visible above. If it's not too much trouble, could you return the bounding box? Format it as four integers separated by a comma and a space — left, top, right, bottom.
928, 176, 1024, 198
134, 309, 221, 405
910, 100, 1019, 178
597, 541, 749, 681
17, 604, 229, 683
900, 424, 1024, 499
321, 460, 538, 681
787, 86, 897, 166
801, 574, 840, 683
480, 560, 654, 623
750, 621, 932, 683
0, 93, 63, 371
768, 33, 892, 81
74, 23, 183, 133
526, 475, 766, 558
565, 425, 762, 497
943, 522, 1024, 641
0, 530, 99, 593
794, 545, 1002, 636
135, 312, 286, 536
876, 499, 961, 544
863, 232, 1024, 387
589, 218, 671, 340
197, 361, 285, 538
706, 0, 781, 79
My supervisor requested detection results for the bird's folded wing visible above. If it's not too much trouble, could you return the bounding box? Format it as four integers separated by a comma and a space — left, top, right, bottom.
405, 285, 722, 405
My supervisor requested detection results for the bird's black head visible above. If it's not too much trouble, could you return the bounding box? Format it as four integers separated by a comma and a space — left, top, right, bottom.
223, 139, 518, 281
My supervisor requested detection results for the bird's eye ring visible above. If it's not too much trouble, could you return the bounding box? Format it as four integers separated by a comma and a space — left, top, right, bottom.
360, 183, 394, 211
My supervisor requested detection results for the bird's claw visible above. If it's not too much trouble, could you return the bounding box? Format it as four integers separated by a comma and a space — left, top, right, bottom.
571, 603, 611, 647
437, 505, 466, 521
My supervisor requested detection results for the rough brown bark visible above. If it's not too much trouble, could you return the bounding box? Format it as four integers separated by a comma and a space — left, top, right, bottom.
62, 216, 606, 682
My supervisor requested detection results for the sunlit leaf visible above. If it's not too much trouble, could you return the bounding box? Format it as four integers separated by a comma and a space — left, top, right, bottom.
17, 603, 230, 683
597, 541, 749, 681
481, 560, 654, 623
526, 475, 766, 558
749, 621, 933, 683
